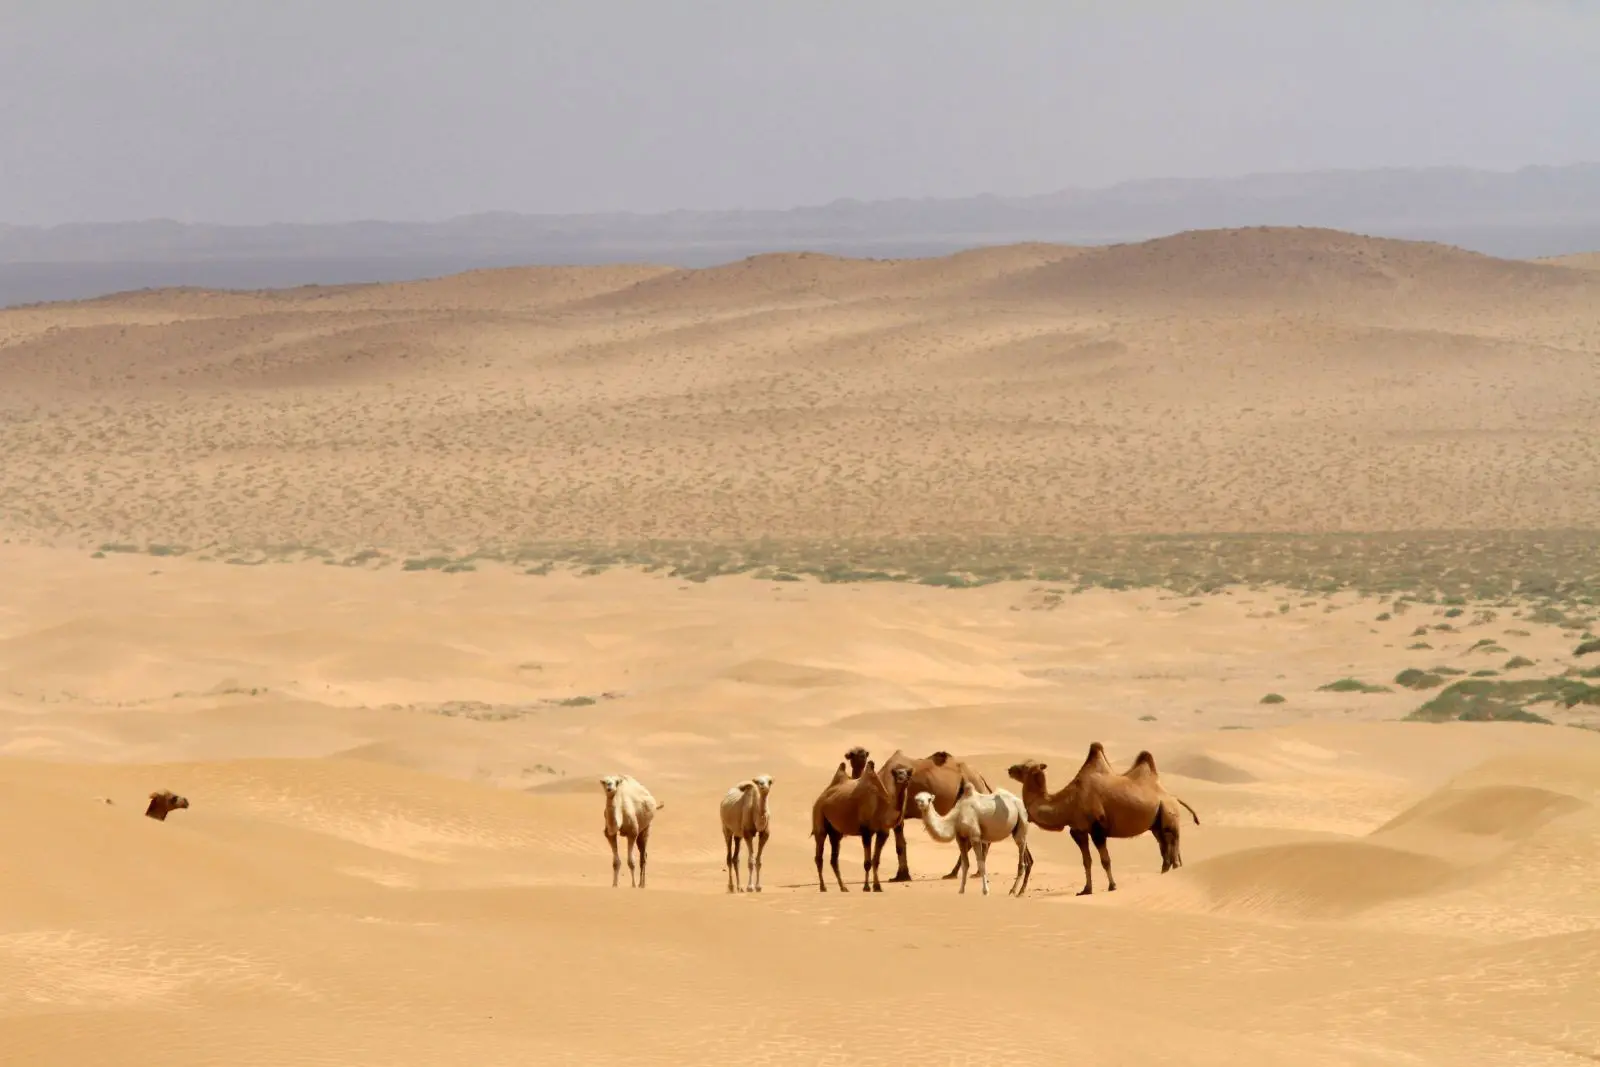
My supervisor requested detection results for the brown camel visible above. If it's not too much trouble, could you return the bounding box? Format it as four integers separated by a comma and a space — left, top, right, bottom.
811, 755, 913, 892
1007, 742, 1199, 895
844, 747, 992, 882
145, 791, 189, 821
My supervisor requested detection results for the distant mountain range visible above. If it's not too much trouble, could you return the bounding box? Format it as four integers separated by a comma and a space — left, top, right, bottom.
5, 163, 1600, 306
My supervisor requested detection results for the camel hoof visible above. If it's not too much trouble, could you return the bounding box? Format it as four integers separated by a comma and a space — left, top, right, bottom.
889, 872, 913, 883
1077, 887, 1093, 896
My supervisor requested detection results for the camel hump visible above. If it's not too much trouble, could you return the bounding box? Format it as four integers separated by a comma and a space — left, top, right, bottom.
1079, 742, 1113, 774
928, 750, 952, 766
1131, 750, 1158, 775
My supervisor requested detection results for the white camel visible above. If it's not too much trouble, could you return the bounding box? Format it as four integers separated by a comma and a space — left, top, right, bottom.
600, 774, 663, 889
911, 780, 1033, 896
719, 774, 773, 893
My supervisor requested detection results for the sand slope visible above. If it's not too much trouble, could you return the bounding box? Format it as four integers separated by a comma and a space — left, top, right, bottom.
2, 227, 1598, 548
4, 546, 1600, 1063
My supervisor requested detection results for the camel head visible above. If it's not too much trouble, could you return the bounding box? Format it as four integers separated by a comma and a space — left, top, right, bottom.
144, 790, 189, 821
886, 764, 913, 806
1008, 760, 1047, 787
599, 775, 624, 798
911, 790, 937, 815
751, 774, 774, 796
843, 747, 870, 778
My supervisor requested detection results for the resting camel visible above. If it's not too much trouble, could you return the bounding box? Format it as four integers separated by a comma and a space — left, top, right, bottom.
842, 746, 992, 882
911, 780, 1033, 897
600, 774, 663, 889
145, 791, 189, 821
811, 756, 912, 892
719, 774, 773, 894
1007, 742, 1199, 895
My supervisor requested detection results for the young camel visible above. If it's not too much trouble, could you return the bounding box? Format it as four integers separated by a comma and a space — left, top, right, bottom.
811, 756, 913, 892
719, 774, 773, 894
911, 780, 1034, 896
144, 790, 189, 821
600, 774, 664, 889
844, 747, 992, 883
1008, 742, 1199, 896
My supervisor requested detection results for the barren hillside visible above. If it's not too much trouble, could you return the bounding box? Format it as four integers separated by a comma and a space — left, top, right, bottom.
1, 227, 1597, 556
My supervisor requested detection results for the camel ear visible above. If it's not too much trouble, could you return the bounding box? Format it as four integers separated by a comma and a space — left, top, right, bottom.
1037, 763, 1047, 772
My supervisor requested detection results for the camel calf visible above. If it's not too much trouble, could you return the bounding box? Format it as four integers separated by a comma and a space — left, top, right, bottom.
145, 791, 189, 821
600, 774, 663, 889
719, 774, 773, 893
912, 781, 1033, 896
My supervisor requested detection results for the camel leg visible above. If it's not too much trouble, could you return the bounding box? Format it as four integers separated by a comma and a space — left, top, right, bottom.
943, 852, 964, 880
872, 830, 891, 891
975, 839, 991, 896
606, 828, 622, 888
637, 826, 651, 889
828, 825, 848, 892
624, 831, 638, 888
742, 831, 755, 892
753, 829, 768, 892
814, 831, 827, 891
728, 833, 742, 893
890, 823, 912, 882
1008, 829, 1031, 897
1072, 828, 1094, 895
1091, 823, 1115, 892
956, 838, 972, 894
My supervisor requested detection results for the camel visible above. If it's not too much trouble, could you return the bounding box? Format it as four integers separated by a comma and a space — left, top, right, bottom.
600, 774, 663, 889
145, 791, 189, 821
1008, 742, 1199, 895
842, 746, 992, 882
719, 774, 773, 894
811, 755, 913, 892
911, 780, 1034, 896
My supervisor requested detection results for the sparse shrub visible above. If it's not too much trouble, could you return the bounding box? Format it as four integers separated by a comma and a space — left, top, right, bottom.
1376, 612, 1392, 621
1318, 678, 1391, 694
1443, 607, 1464, 618
1139, 714, 1157, 721
1576, 639, 1600, 657
1260, 693, 1286, 704
1407, 642, 1433, 650
1394, 669, 1445, 691
1504, 656, 1536, 670
1470, 669, 1500, 678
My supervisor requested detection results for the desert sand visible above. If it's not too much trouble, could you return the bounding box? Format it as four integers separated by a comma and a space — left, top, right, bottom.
2, 227, 1600, 1065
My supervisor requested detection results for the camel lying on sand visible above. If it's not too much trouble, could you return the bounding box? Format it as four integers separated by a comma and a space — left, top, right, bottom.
911, 780, 1033, 897
600, 774, 664, 889
145, 791, 189, 821
1008, 743, 1199, 895
719, 774, 773, 894
842, 746, 991, 882
811, 755, 912, 892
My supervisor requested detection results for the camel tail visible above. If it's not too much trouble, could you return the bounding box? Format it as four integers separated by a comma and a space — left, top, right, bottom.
1176, 796, 1199, 825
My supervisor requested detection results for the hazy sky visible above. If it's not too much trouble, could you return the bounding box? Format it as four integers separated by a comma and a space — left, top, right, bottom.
3, 1, 1598, 225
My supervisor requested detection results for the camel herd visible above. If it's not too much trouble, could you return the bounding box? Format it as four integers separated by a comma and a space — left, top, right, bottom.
598, 742, 1200, 896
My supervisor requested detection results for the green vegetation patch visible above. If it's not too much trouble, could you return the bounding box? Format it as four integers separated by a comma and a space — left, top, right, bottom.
1405, 676, 1600, 724
1318, 677, 1392, 694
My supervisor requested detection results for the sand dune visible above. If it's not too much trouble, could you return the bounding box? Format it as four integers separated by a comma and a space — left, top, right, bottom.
3, 227, 1598, 547
2, 230, 1600, 1063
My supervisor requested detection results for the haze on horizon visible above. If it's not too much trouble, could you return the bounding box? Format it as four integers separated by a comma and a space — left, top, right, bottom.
3, 1, 1599, 227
